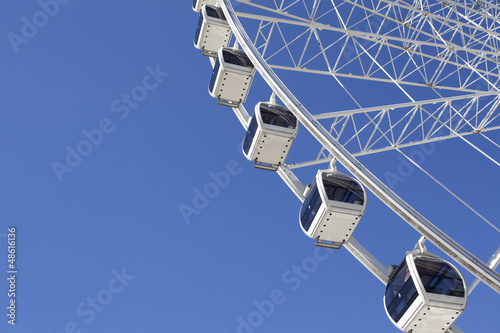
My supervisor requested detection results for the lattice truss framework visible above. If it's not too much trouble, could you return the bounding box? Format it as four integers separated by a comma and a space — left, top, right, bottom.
233, 0, 500, 164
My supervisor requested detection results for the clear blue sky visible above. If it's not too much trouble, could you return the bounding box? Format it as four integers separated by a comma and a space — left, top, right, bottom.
0, 1, 498, 332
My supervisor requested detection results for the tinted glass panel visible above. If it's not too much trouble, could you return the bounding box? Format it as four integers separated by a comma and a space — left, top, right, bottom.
260, 104, 297, 129
194, 13, 204, 46
243, 116, 258, 155
193, 0, 198, 10
222, 49, 254, 68
208, 57, 221, 94
385, 261, 418, 323
222, 50, 245, 67
323, 175, 364, 205
415, 258, 465, 297
205, 5, 226, 20
300, 183, 322, 232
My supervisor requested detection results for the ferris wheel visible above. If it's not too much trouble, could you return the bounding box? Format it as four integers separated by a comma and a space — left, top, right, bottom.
192, 0, 500, 332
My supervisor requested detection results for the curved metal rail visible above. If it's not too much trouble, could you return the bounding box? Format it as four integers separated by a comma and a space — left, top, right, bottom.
221, 0, 500, 294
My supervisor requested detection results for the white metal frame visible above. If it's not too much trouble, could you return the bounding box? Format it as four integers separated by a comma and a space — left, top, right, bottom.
198, 2, 500, 331
231, 0, 500, 161
219, 0, 500, 294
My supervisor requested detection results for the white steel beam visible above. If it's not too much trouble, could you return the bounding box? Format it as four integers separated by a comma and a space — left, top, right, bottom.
234, 11, 500, 58
469, 247, 500, 294
315, 91, 500, 119
344, 237, 391, 285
